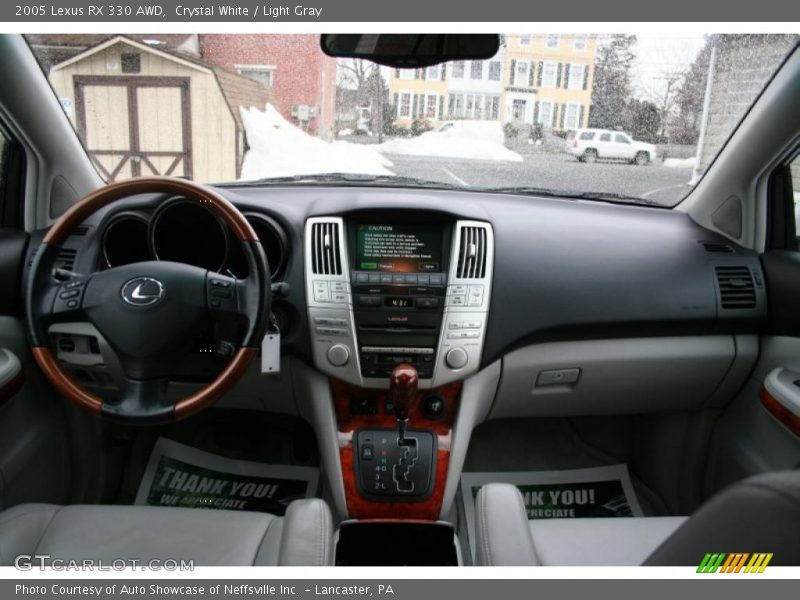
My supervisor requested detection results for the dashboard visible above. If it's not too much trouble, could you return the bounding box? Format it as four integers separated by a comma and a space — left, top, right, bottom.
24, 184, 768, 392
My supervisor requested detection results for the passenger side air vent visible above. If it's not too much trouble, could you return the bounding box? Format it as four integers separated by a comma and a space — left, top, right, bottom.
55, 247, 77, 272
715, 266, 756, 309
310, 221, 342, 275
455, 225, 488, 279
701, 241, 734, 253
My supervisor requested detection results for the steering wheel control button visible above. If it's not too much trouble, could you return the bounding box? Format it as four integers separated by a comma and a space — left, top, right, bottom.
120, 277, 165, 307
210, 279, 232, 288
327, 344, 350, 367
59, 289, 80, 299
445, 347, 469, 370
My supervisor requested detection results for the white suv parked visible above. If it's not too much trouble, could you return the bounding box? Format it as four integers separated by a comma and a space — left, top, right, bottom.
567, 128, 657, 166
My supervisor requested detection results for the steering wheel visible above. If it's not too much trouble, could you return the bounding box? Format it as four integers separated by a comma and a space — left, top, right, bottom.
25, 177, 271, 425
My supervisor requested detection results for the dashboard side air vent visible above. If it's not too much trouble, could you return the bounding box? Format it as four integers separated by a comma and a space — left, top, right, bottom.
310, 221, 342, 275
701, 241, 734, 253
71, 225, 90, 237
715, 266, 756, 309
55, 247, 77, 272
455, 225, 488, 279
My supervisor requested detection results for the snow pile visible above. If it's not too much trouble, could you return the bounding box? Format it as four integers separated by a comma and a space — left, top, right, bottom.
239, 104, 394, 180
663, 156, 696, 169
378, 121, 523, 162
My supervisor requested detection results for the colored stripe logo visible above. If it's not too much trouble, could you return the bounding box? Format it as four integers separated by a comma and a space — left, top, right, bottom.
697, 553, 773, 573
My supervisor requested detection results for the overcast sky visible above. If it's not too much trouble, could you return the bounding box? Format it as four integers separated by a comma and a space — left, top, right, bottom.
630, 33, 708, 105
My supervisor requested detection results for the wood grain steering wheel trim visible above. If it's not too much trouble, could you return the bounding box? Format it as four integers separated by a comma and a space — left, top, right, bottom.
35, 177, 262, 422
43, 176, 258, 246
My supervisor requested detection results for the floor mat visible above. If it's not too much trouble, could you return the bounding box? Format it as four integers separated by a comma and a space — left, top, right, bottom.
134, 437, 319, 515
460, 464, 644, 561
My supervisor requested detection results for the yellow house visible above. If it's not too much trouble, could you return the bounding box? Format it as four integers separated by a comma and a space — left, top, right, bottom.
502, 33, 598, 131
388, 65, 449, 128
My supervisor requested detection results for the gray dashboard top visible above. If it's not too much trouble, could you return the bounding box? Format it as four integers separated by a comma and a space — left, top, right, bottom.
26, 183, 768, 367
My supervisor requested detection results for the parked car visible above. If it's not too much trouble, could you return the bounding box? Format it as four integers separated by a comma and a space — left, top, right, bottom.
568, 128, 657, 165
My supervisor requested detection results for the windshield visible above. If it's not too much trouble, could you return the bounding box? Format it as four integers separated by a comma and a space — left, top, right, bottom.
26, 33, 799, 207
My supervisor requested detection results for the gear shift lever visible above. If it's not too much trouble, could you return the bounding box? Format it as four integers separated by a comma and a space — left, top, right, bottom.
389, 363, 418, 442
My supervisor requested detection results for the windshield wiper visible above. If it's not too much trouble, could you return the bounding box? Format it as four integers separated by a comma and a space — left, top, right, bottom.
225, 172, 458, 189
485, 186, 668, 208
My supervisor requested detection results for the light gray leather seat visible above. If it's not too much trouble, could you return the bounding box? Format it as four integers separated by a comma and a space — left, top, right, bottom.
0, 498, 333, 566
475, 470, 800, 566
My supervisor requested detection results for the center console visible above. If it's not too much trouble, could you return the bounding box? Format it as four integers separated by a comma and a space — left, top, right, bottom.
305, 215, 494, 389
304, 213, 493, 522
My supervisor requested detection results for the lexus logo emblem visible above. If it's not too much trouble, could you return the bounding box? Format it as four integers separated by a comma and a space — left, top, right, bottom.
121, 277, 165, 306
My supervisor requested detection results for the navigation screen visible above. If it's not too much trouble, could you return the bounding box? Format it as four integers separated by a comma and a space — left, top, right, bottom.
355, 224, 441, 272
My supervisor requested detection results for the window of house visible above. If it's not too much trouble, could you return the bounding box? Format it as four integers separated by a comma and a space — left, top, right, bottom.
486, 96, 500, 121
237, 65, 275, 87
397, 69, 416, 80
398, 92, 411, 117
121, 53, 141, 74
546, 34, 559, 49
426, 65, 440, 79
471, 61, 483, 80
568, 64, 585, 90
453, 94, 464, 117
538, 101, 554, 126
488, 61, 502, 81
573, 34, 588, 51
515, 61, 529, 86
519, 35, 532, 46
451, 61, 465, 78
564, 103, 581, 129
541, 62, 557, 87
425, 94, 438, 118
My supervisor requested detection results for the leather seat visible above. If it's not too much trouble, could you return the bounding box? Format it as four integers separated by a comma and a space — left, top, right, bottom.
474, 470, 800, 566
0, 498, 333, 566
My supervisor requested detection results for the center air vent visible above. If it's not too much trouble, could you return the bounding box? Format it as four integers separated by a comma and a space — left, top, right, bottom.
715, 266, 756, 309
455, 225, 488, 279
310, 221, 342, 275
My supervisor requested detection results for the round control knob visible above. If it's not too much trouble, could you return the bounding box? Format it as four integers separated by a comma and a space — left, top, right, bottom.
327, 344, 350, 367
445, 347, 468, 370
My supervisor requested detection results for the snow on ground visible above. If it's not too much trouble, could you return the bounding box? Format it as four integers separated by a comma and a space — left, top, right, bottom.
663, 156, 696, 169
239, 104, 394, 180
378, 121, 523, 162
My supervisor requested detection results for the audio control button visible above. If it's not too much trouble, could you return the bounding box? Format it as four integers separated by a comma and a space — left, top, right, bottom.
445, 347, 468, 370
327, 344, 350, 367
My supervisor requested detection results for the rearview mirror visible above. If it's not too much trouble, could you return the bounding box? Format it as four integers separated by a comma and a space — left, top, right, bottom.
320, 34, 501, 68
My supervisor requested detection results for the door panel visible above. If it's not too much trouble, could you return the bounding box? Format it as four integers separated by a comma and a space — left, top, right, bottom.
705, 251, 800, 496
